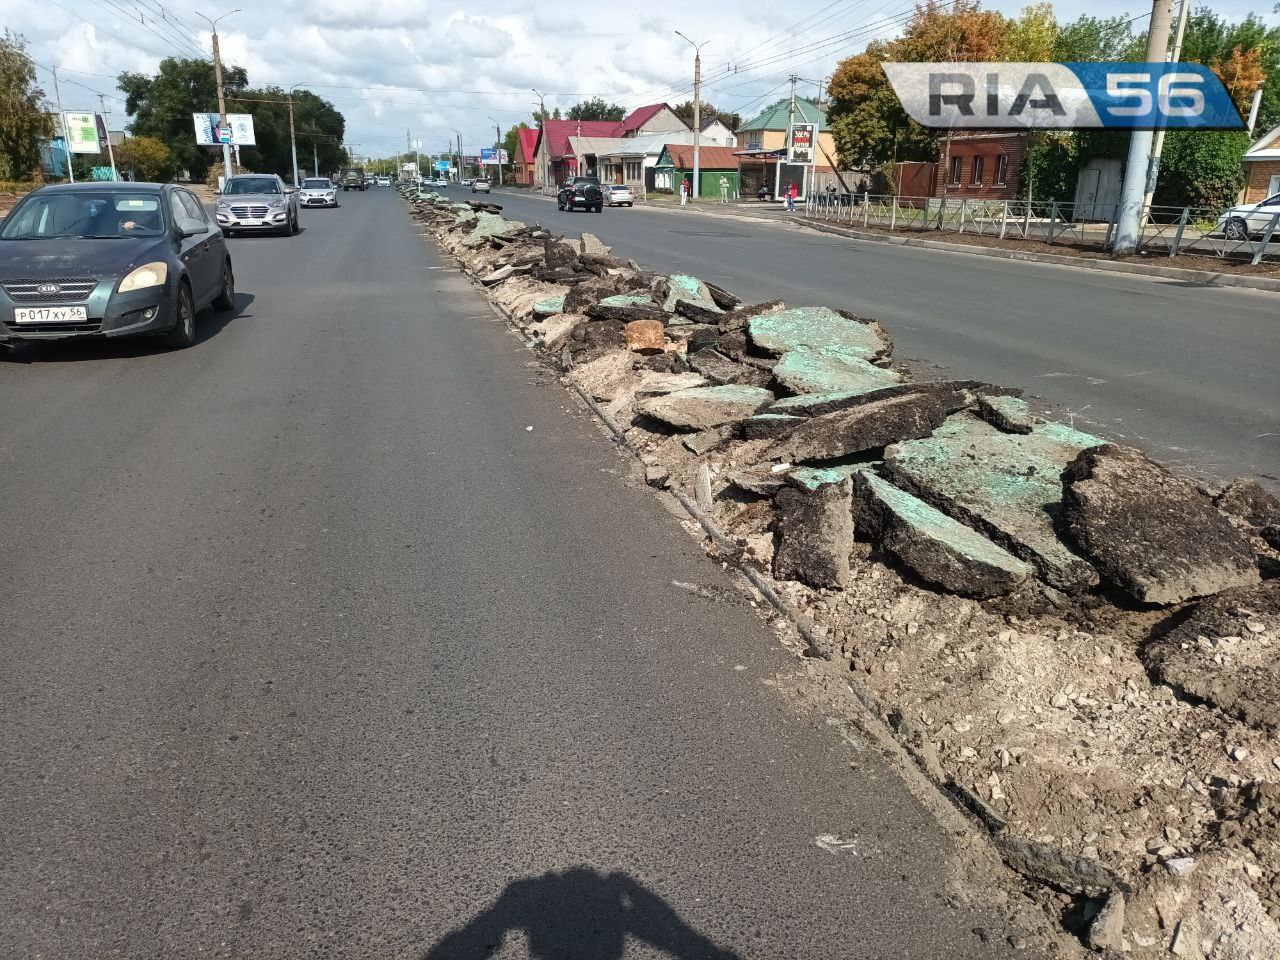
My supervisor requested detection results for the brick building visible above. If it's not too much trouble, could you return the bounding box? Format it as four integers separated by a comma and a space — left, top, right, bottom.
1243, 123, 1280, 203
893, 132, 1029, 199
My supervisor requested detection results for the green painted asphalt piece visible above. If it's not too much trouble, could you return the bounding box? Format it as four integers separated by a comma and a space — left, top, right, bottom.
598, 294, 657, 309
748, 307, 886, 359
769, 386, 895, 416
856, 471, 1033, 577
790, 463, 867, 490
773, 348, 904, 396
532, 296, 566, 316
662, 274, 722, 313
885, 416, 1103, 591
979, 394, 1034, 432
462, 213, 525, 248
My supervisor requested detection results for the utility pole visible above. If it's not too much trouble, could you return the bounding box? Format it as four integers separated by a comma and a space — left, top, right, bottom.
51, 67, 74, 183
287, 83, 302, 188
455, 131, 463, 181
197, 9, 240, 188
1112, 0, 1174, 255
489, 116, 503, 186
1141, 0, 1189, 212
533, 88, 548, 193
313, 142, 318, 178
676, 32, 708, 203
97, 94, 118, 181
785, 74, 798, 201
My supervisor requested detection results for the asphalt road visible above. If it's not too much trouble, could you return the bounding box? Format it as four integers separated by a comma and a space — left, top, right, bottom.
488, 187, 1279, 488
0, 188, 1024, 958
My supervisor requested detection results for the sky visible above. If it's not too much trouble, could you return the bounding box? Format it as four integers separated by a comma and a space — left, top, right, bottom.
8, 0, 1275, 159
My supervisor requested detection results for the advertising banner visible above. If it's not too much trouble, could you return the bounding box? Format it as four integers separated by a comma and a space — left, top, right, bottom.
480, 148, 509, 164
64, 112, 102, 154
786, 123, 816, 164
193, 113, 258, 145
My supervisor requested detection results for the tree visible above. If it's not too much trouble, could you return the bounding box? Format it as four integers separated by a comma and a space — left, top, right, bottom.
231, 86, 345, 180
828, 43, 937, 171
115, 135, 173, 181
1156, 130, 1250, 209
672, 101, 741, 131
503, 122, 529, 165
1003, 3, 1058, 60
532, 106, 562, 124
0, 31, 53, 181
1052, 14, 1138, 60
119, 57, 247, 181
566, 97, 624, 122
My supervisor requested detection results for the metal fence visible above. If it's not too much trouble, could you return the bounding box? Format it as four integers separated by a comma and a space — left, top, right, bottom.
803, 193, 1280, 266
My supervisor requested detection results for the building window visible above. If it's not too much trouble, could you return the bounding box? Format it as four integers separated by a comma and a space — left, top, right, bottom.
995, 154, 1008, 185
625, 160, 641, 181
971, 156, 984, 185
949, 156, 961, 185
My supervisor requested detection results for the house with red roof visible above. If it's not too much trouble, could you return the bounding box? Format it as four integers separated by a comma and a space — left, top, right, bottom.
531, 104, 687, 186
515, 127, 541, 187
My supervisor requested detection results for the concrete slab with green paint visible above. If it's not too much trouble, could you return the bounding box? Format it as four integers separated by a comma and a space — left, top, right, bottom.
772, 348, 903, 396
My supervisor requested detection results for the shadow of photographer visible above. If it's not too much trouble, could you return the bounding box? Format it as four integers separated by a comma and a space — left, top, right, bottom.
423, 867, 741, 959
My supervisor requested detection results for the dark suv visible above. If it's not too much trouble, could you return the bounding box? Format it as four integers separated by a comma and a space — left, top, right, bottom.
557, 176, 603, 213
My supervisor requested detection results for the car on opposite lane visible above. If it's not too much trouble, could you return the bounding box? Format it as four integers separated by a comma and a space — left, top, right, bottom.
0, 182, 234, 349
215, 173, 299, 237
298, 177, 338, 208
557, 176, 604, 213
1215, 193, 1280, 240
603, 184, 635, 207
471, 178, 491, 194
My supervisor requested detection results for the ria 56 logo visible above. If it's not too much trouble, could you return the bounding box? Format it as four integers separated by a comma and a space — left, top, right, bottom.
882, 62, 1244, 130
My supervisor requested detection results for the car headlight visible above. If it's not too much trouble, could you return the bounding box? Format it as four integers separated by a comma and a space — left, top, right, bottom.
216, 199, 230, 209
269, 199, 286, 209
118, 261, 168, 292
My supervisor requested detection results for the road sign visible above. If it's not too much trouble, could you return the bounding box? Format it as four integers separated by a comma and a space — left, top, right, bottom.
63, 112, 101, 154
217, 125, 232, 144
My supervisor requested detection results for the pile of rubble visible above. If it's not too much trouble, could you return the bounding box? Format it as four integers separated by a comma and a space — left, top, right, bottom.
408, 190, 1280, 958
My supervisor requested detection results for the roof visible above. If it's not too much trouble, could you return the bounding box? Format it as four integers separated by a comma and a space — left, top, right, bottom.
566, 135, 630, 158
35, 181, 167, 193
597, 130, 693, 158
517, 127, 539, 164
700, 116, 734, 132
541, 119, 624, 159
658, 144, 741, 169
617, 103, 673, 136
738, 97, 828, 134
1245, 122, 1280, 160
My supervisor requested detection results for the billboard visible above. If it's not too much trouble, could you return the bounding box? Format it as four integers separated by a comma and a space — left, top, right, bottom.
786, 122, 816, 164
193, 113, 257, 146
63, 112, 103, 154
433, 159, 451, 173
480, 148, 509, 165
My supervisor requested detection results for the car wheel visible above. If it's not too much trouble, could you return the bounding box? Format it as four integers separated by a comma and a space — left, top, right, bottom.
1224, 216, 1250, 241
290, 211, 299, 234
557, 200, 564, 210
594, 204, 602, 213
163, 282, 197, 349
212, 260, 235, 311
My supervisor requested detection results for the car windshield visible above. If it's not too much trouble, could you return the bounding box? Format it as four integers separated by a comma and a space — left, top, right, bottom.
609, 186, 627, 191
0, 191, 166, 240
302, 179, 330, 189
224, 177, 279, 195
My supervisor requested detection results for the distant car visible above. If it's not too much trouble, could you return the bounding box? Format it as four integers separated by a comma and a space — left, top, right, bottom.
298, 177, 338, 208
603, 184, 635, 207
341, 167, 366, 191
557, 176, 603, 213
462, 178, 475, 187
216, 173, 299, 236
376, 176, 391, 187
0, 182, 234, 349
471, 178, 491, 194
435, 178, 450, 188
1215, 194, 1280, 240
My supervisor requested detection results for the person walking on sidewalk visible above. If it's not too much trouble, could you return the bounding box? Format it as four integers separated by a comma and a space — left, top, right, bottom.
679, 177, 690, 206
718, 175, 729, 203
785, 181, 797, 213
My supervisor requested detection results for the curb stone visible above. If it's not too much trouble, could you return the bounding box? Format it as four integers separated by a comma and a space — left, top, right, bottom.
440, 215, 1127, 908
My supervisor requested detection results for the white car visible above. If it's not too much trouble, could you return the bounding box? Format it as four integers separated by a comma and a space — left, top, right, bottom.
471, 179, 491, 194
375, 176, 392, 187
603, 184, 635, 207
1216, 194, 1280, 240
298, 177, 338, 208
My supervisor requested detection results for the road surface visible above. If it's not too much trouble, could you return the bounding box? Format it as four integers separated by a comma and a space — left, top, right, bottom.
0, 187, 1024, 958
490, 186, 1279, 488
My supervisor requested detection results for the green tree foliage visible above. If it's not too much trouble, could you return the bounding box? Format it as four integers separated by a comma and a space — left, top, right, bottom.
503, 122, 530, 164
119, 57, 248, 181
532, 106, 562, 124
115, 134, 174, 181
672, 101, 742, 131
1156, 130, 1250, 208
0, 31, 53, 181
1052, 14, 1139, 60
566, 97, 624, 122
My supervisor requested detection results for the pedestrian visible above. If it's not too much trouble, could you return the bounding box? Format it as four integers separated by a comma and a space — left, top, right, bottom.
785, 181, 797, 213
757, 184, 768, 202
679, 177, 689, 206
718, 175, 729, 203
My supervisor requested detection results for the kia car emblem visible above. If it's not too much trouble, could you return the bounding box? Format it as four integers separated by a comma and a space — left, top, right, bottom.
37, 283, 61, 295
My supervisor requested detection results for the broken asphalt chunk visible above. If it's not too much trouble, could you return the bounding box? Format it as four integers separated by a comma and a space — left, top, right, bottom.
851, 470, 1033, 598
1061, 444, 1260, 604
634, 384, 774, 431
747, 306, 892, 363
766, 392, 949, 463
976, 394, 1035, 434
773, 481, 853, 589
771, 348, 904, 396
885, 416, 1103, 592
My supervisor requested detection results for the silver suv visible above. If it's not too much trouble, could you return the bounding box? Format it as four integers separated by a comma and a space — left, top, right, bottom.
215, 173, 299, 237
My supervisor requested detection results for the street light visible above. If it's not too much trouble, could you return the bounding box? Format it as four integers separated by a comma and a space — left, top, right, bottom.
287, 82, 304, 188
675, 31, 709, 204
533, 88, 547, 193
451, 129, 462, 182
195, 8, 240, 186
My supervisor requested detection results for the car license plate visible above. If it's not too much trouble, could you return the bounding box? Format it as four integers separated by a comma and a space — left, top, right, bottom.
13, 306, 88, 324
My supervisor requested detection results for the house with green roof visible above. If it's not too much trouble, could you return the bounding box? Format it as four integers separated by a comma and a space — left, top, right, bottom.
734, 97, 838, 202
